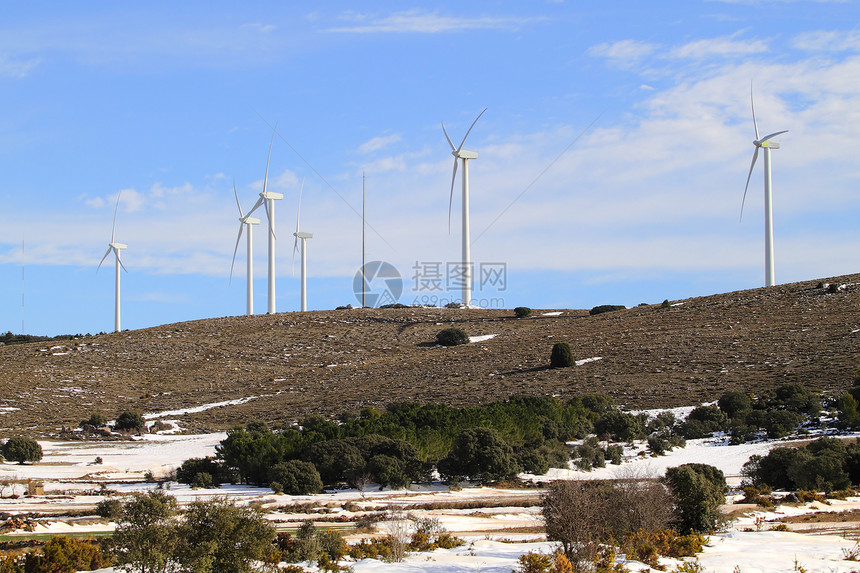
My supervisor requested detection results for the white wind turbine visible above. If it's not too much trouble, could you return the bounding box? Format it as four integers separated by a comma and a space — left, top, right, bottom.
741, 86, 788, 288
442, 108, 486, 308
98, 192, 127, 332
230, 179, 260, 316
292, 181, 313, 312
247, 129, 283, 314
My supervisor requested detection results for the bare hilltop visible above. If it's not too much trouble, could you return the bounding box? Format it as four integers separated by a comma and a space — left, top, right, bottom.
1, 274, 858, 435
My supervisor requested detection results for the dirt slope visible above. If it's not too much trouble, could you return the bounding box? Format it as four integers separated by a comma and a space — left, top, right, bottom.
0, 274, 858, 435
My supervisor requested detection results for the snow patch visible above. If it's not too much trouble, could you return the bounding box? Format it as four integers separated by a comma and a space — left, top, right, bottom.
575, 356, 602, 366
469, 334, 498, 343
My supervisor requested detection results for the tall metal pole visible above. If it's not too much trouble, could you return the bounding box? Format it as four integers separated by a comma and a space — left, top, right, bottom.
246, 224, 254, 315
114, 251, 122, 332
461, 158, 471, 307
267, 198, 276, 314
362, 172, 366, 308
300, 239, 308, 311
763, 147, 775, 287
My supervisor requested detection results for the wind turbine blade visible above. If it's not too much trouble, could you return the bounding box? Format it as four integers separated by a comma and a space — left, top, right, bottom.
97, 247, 112, 271
233, 178, 244, 218
750, 84, 760, 141
448, 158, 458, 234
247, 197, 264, 217
117, 250, 128, 273
740, 147, 759, 221
456, 107, 487, 152
264, 199, 276, 240
229, 224, 244, 284
296, 180, 304, 234
441, 122, 456, 151
759, 130, 789, 143
292, 235, 298, 276
111, 191, 122, 243
262, 124, 277, 196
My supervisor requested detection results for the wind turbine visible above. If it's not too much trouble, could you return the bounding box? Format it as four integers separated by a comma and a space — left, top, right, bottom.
442, 108, 486, 308
98, 192, 127, 332
292, 181, 313, 312
247, 128, 283, 314
741, 86, 788, 288
230, 179, 260, 316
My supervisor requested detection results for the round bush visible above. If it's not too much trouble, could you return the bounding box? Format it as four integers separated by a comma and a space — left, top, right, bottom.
269, 460, 323, 494
114, 411, 146, 433
514, 307, 532, 318
2, 436, 42, 464
550, 342, 573, 368
589, 305, 626, 316
436, 327, 469, 346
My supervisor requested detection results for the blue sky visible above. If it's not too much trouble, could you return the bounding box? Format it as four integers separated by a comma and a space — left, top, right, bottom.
1, 1, 859, 335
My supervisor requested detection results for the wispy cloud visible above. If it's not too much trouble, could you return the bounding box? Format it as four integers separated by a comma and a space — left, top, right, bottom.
328, 10, 537, 34
357, 134, 402, 154
587, 40, 658, 65
0, 54, 40, 78
793, 30, 860, 52
668, 34, 769, 59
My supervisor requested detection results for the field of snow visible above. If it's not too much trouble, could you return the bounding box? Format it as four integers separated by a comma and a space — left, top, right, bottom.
2, 430, 860, 572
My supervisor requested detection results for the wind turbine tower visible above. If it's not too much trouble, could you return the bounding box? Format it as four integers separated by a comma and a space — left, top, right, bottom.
442, 108, 486, 308
98, 192, 128, 332
230, 180, 260, 316
248, 129, 283, 314
741, 86, 788, 287
292, 182, 313, 312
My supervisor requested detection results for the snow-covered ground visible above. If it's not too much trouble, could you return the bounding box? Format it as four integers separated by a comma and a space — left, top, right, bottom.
2, 430, 860, 572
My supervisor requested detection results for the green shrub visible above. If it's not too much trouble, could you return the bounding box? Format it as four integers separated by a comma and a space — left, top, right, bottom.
517, 448, 550, 475
661, 299, 671, 308
436, 327, 469, 346
717, 391, 752, 419
115, 411, 146, 433
589, 305, 625, 316
191, 472, 213, 489
176, 457, 226, 486
438, 427, 519, 483
550, 342, 573, 368
81, 412, 108, 428
514, 306, 532, 318
268, 460, 323, 495
95, 498, 124, 519
664, 463, 726, 533
594, 410, 644, 442
2, 436, 42, 464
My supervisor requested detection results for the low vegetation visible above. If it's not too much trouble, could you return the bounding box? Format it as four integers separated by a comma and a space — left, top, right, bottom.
1, 436, 42, 464
435, 327, 469, 346
550, 342, 573, 368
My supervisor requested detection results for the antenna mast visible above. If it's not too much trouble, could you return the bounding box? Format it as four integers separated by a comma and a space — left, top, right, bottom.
362, 171, 366, 308
21, 237, 25, 334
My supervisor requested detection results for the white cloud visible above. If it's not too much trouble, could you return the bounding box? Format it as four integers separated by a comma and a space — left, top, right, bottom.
793, 30, 860, 52
357, 133, 402, 154
328, 10, 537, 34
668, 35, 769, 59
0, 54, 40, 78
587, 40, 658, 65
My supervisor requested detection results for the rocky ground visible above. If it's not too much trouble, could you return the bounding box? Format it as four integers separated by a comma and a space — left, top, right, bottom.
0, 273, 857, 435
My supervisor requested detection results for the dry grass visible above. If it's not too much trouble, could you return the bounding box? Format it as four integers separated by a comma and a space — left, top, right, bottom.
0, 273, 858, 435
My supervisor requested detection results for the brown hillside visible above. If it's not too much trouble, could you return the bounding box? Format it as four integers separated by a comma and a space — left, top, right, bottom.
1, 274, 858, 435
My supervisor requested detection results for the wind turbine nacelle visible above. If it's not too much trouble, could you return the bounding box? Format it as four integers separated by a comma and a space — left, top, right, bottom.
295, 232, 313, 239
761, 141, 780, 149
261, 191, 284, 200
243, 217, 261, 225
455, 150, 478, 159
110, 243, 127, 250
